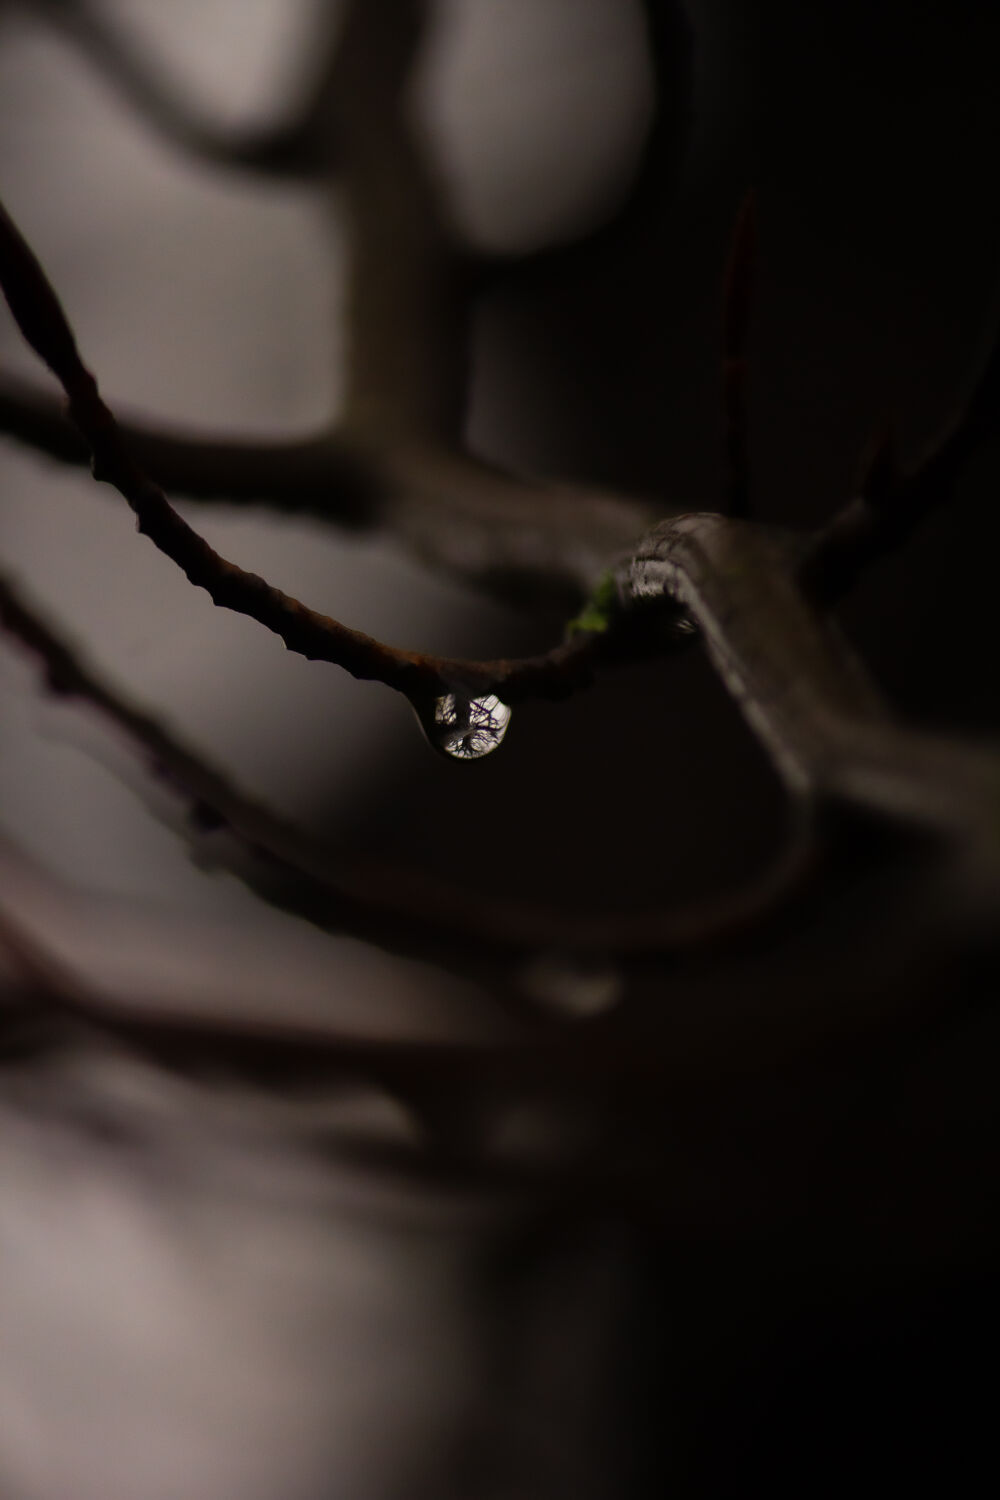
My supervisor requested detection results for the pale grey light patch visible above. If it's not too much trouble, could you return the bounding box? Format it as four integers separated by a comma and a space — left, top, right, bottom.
417, 0, 655, 252
0, 1050, 486, 1500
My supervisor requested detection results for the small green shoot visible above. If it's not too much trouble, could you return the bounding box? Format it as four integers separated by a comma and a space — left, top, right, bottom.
565, 570, 618, 638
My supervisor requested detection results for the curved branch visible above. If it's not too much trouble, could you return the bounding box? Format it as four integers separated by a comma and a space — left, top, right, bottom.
627, 513, 1000, 859
1, 565, 805, 968
0, 370, 655, 603
1, 0, 658, 609
1, 825, 981, 1103
0, 370, 375, 516
0, 194, 616, 710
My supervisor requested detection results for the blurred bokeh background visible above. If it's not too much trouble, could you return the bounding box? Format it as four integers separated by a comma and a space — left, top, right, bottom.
2, 1, 1000, 1495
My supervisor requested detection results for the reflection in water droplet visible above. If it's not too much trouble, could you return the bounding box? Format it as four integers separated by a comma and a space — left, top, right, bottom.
428, 692, 511, 760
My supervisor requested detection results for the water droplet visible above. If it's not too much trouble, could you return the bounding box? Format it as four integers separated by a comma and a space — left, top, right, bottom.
424, 691, 511, 760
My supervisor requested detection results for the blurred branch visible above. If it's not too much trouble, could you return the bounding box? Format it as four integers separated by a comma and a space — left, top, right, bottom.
472, 0, 693, 290
16, 0, 481, 442
328, 0, 469, 443
0, 369, 374, 515
2, 0, 997, 1080
0, 370, 655, 603
0, 0, 661, 608
0, 565, 814, 969
628, 513, 1000, 861
24, 0, 695, 385
0, 831, 875, 1082
4, 172, 999, 978
0, 821, 984, 1108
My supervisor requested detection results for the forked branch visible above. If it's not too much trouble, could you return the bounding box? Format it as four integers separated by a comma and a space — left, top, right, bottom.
0, 566, 813, 968
0, 195, 613, 713
628, 513, 1000, 861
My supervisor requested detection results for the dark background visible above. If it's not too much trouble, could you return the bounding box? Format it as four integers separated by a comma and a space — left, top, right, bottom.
2, 1, 999, 1495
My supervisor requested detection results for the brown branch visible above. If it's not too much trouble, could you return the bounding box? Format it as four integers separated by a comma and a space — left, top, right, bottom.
628, 513, 1000, 860
0, 193, 614, 711
0, 831, 819, 1086
1, 0, 659, 608
26, 0, 465, 443
328, 0, 469, 443
4, 198, 994, 976
0, 370, 655, 605
0, 824, 983, 1106
1, 565, 812, 968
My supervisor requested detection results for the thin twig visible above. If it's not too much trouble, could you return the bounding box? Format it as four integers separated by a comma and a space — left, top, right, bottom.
329, 0, 469, 443
0, 565, 812, 964
1, 0, 659, 606
0, 370, 374, 515
0, 824, 979, 1098
0, 832, 820, 1083
0, 194, 611, 710
0, 370, 656, 604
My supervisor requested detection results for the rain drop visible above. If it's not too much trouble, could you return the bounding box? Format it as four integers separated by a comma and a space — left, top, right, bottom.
423, 691, 511, 760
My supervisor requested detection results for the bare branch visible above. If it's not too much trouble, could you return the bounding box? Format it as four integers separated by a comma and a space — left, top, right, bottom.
0, 370, 656, 604
0, 193, 612, 710
628, 513, 1000, 860
27, 0, 466, 441
0, 370, 374, 516
1, 0, 660, 611
329, 0, 469, 443
0, 827, 814, 1088
0, 382, 655, 621
0, 824, 982, 1106
1, 565, 809, 968
6, 190, 995, 981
